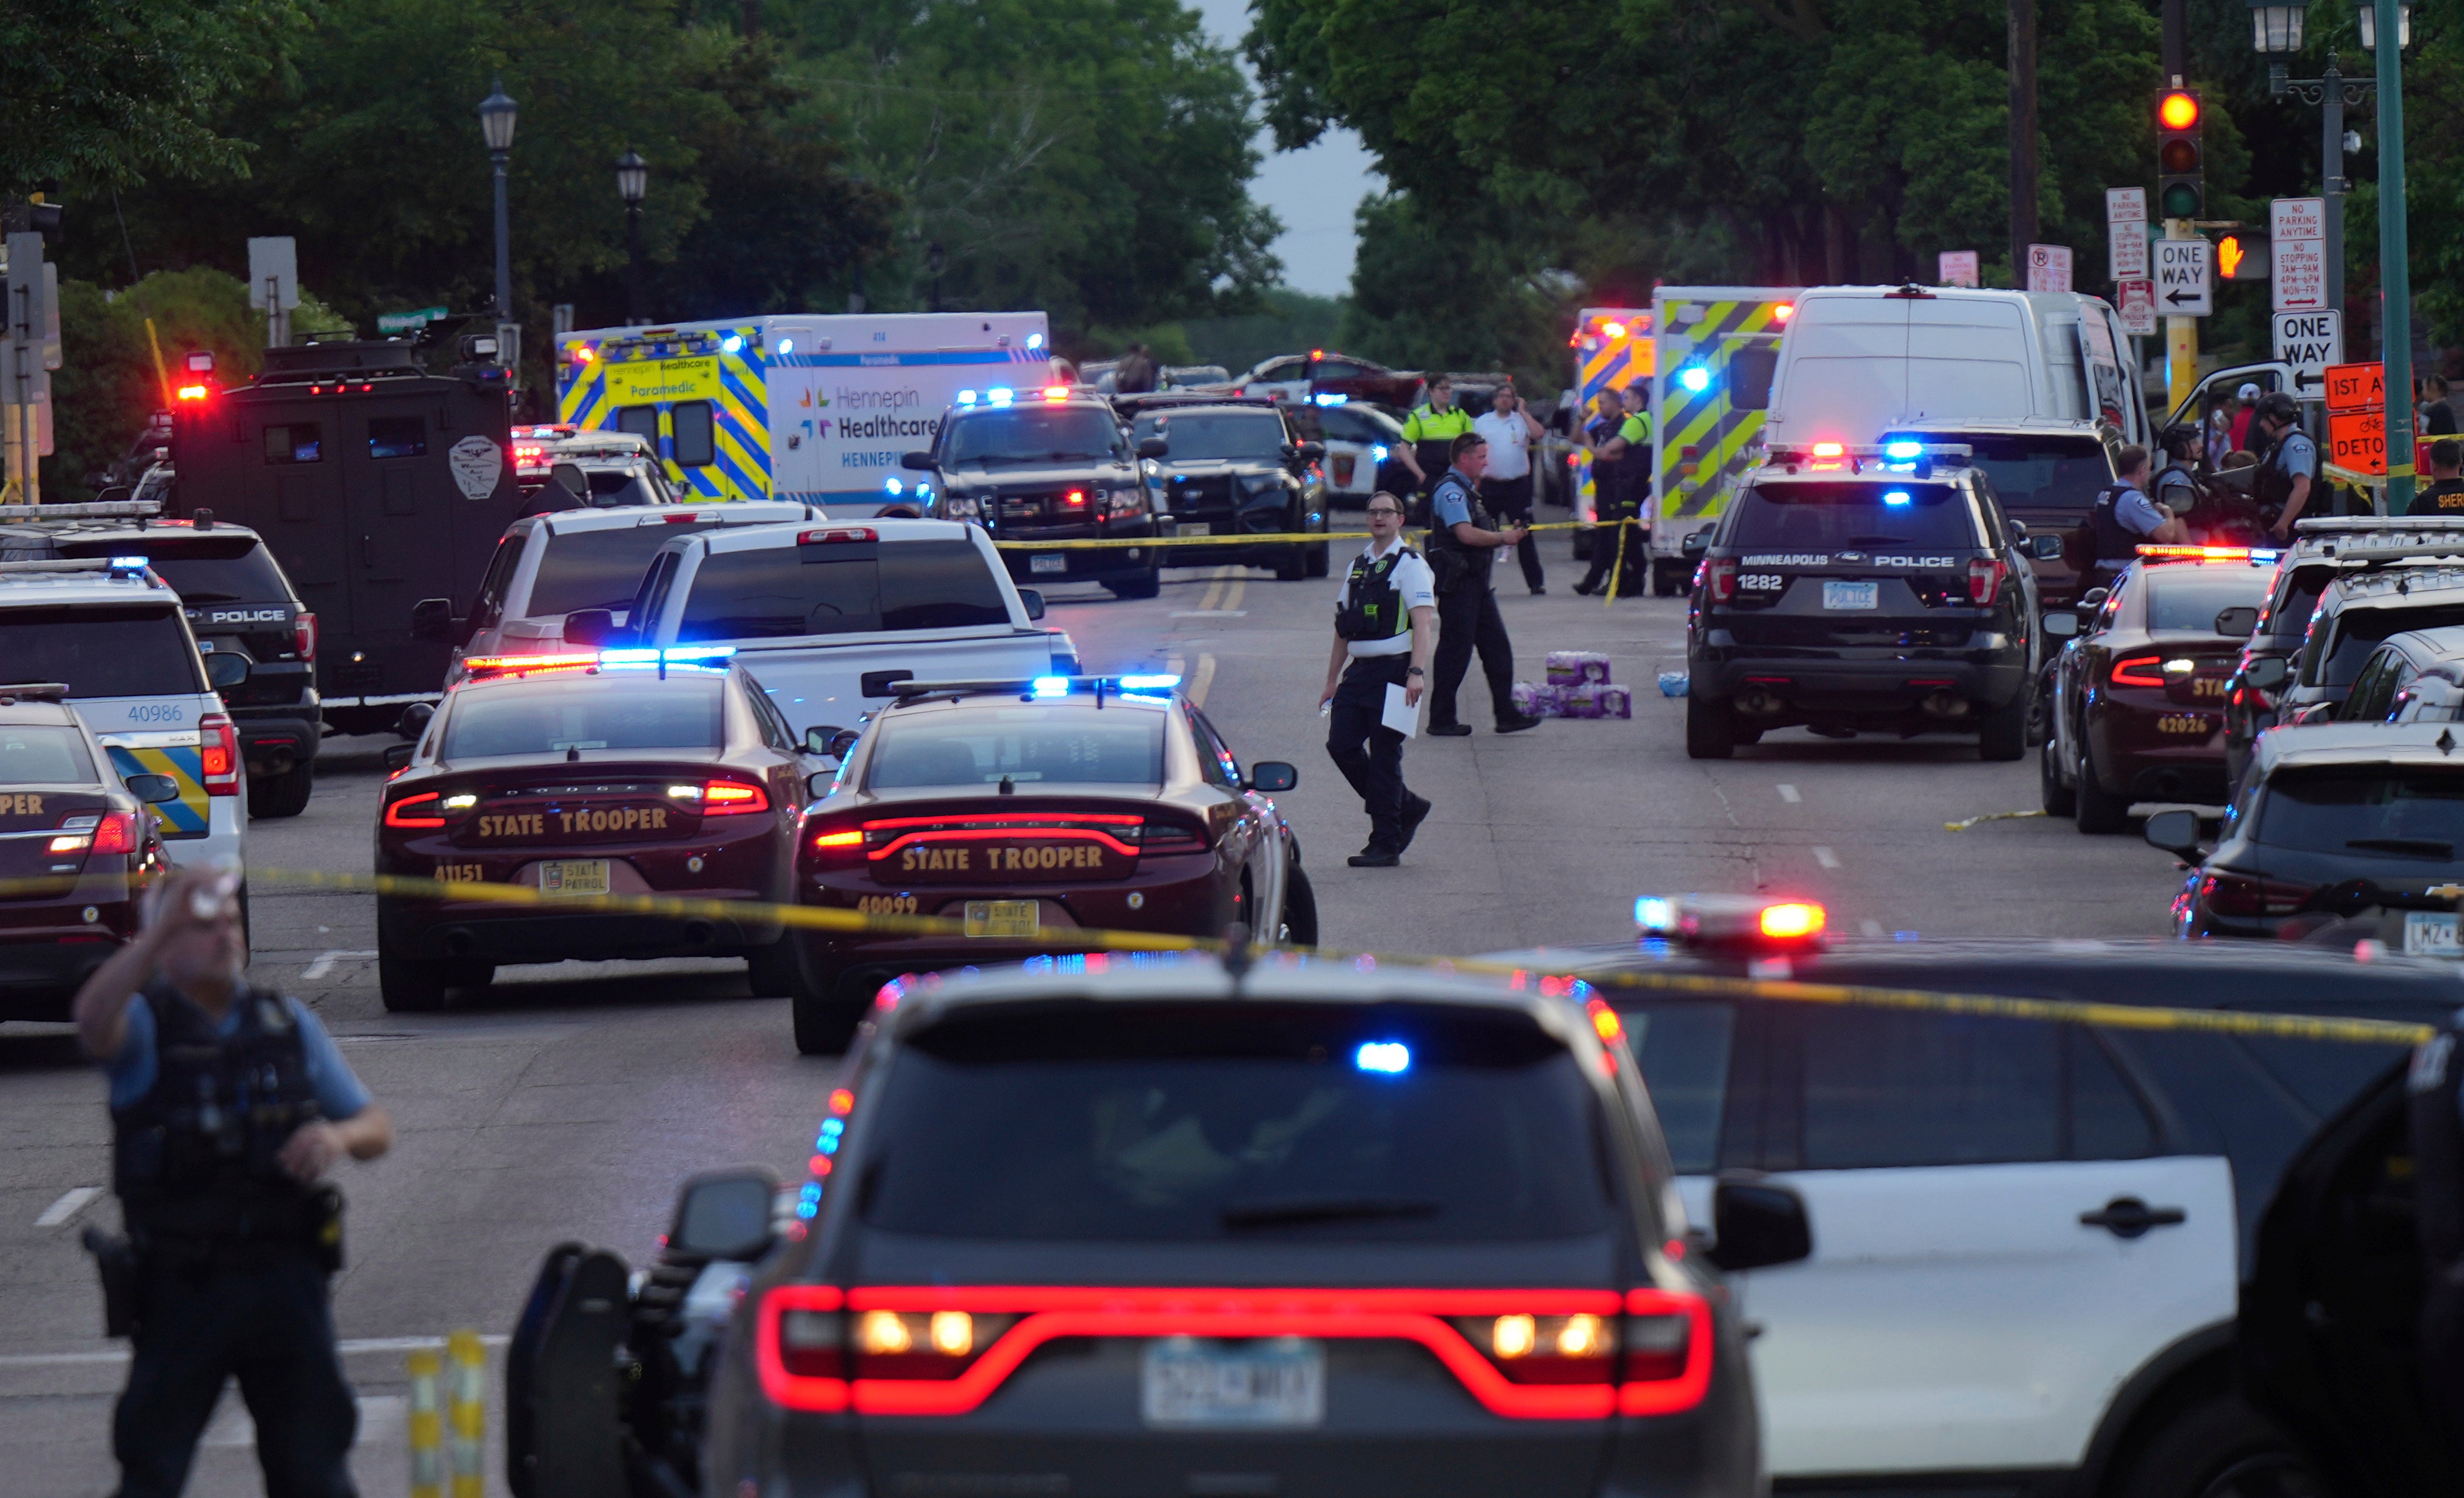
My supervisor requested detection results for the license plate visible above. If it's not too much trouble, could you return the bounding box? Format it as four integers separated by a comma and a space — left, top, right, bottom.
539, 860, 610, 897
1030, 553, 1067, 574
2406, 910, 2460, 957
1140, 1337, 1325, 1429
1176, 522, 1212, 537
964, 899, 1038, 938
1822, 580, 1879, 610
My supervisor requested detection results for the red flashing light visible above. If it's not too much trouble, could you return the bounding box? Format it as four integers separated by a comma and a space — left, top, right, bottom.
384, 792, 445, 829
576, 346, 596, 363
1586, 996, 1623, 1044
2111, 654, 2167, 688
1064, 490, 1087, 506
1810, 441, 1845, 458
1759, 902, 1826, 940
1773, 303, 1794, 322
828, 1088, 856, 1116
175, 384, 209, 401
462, 652, 599, 676
1042, 385, 1069, 401
1310, 349, 1325, 360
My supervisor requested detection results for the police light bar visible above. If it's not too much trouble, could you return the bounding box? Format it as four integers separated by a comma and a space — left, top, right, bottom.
2289, 522, 2464, 564
1042, 386, 1070, 401
888, 674, 1182, 700
0, 500, 164, 522
1634, 892, 1829, 952
462, 646, 737, 677
2134, 544, 2280, 564
0, 557, 153, 579
1766, 442, 1972, 464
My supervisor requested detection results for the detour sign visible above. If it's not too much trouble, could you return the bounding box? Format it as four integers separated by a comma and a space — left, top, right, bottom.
2329, 408, 2387, 476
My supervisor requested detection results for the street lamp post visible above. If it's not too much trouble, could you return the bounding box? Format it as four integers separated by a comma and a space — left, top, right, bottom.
478, 80, 518, 361
2253, 2, 2367, 324
616, 150, 648, 327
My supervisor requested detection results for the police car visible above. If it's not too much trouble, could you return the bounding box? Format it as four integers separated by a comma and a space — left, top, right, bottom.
1684, 442, 2040, 758
506, 955, 1795, 1498
1488, 893, 2458, 1498
2254, 563, 2464, 740
0, 558, 247, 901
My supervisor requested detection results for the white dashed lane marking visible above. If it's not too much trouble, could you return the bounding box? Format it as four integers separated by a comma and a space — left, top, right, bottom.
34, 1187, 101, 1228
1776, 784, 1800, 803
301, 949, 378, 982
1813, 846, 1840, 869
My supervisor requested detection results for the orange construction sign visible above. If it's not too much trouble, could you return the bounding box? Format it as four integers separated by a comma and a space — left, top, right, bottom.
2328, 407, 2387, 475
2324, 361, 2384, 415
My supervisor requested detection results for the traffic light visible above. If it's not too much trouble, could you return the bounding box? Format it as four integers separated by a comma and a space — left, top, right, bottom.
1, 197, 63, 247
2157, 89, 2203, 221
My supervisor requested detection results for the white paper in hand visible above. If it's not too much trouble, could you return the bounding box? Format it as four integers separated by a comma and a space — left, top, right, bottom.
1382, 681, 1420, 738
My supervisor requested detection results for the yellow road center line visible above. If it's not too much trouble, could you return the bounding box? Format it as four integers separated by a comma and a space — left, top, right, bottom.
1945, 809, 2050, 831
1221, 578, 1245, 613
1190, 653, 1217, 708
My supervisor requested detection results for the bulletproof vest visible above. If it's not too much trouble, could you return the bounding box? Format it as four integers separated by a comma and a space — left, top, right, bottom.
1336, 546, 1418, 641
2414, 1013, 2464, 1269
113, 983, 328, 1245
2153, 462, 2201, 512
1427, 473, 1496, 557
2089, 484, 2140, 568
2254, 431, 2301, 517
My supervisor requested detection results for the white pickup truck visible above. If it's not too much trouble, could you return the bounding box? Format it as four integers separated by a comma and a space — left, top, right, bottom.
566, 519, 1079, 742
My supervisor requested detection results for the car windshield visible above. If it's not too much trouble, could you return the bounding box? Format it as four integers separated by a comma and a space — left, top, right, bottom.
678, 538, 1008, 641
1133, 411, 1287, 462
2313, 603, 2464, 688
0, 725, 94, 784
441, 677, 724, 758
2144, 567, 2271, 634
943, 408, 1125, 466
63, 538, 289, 606
529, 523, 695, 617
1900, 434, 2113, 513
858, 1001, 1617, 1243
2257, 766, 2464, 859
0, 606, 199, 698
867, 705, 1165, 787
1728, 481, 1975, 551
583, 468, 665, 506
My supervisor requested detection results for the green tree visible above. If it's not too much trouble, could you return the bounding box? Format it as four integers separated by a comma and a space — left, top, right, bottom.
42, 269, 266, 493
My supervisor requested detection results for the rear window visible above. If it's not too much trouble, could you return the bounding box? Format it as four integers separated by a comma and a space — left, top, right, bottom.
859, 1002, 1617, 1243
584, 469, 664, 506
527, 523, 690, 618
2258, 767, 2464, 858
867, 705, 1163, 787
1132, 411, 1288, 461
2312, 603, 2464, 688
678, 537, 1008, 641
1906, 434, 2112, 513
440, 677, 724, 758
1728, 481, 1977, 552
0, 606, 198, 698
63, 539, 289, 606
0, 725, 94, 784
943, 407, 1125, 466
2144, 567, 2270, 634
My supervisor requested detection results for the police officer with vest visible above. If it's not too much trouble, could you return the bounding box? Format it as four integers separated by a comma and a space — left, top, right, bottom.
2086, 444, 2188, 588
1396, 374, 1474, 513
75, 865, 392, 1497
1575, 384, 1652, 597
2251, 392, 2321, 539
1321, 492, 1437, 867
1426, 432, 1544, 737
2408, 1009, 2464, 1448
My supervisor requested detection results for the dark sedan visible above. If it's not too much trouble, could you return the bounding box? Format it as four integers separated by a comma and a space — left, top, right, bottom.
787, 675, 1312, 1052
1126, 400, 1331, 579
2042, 546, 2275, 832
371, 648, 829, 1011
907, 391, 1166, 600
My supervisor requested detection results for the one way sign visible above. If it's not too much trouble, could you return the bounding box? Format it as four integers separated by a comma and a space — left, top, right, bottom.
2272, 309, 2343, 391
2155, 239, 2212, 316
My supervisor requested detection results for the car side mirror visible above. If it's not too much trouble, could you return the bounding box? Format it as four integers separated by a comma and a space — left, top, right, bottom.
900, 451, 936, 471
2143, 808, 2204, 860
203, 651, 249, 690
549, 462, 591, 503
2042, 611, 2080, 638
806, 770, 836, 799
2030, 533, 2067, 560
2213, 606, 2260, 638
383, 743, 415, 773
397, 701, 435, 740
806, 725, 861, 762
123, 772, 181, 804
563, 609, 615, 648
2006, 518, 2029, 545
2247, 656, 2291, 689
1708, 1175, 1813, 1272
1137, 437, 1170, 461
1298, 441, 1326, 462
409, 597, 458, 644
1018, 587, 1047, 621
2077, 587, 2109, 608
1246, 760, 1298, 793
1680, 531, 1711, 557
666, 1166, 781, 1263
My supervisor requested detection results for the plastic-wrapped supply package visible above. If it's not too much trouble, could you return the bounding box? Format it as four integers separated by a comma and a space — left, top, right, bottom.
1657, 671, 1689, 698
1512, 681, 1568, 718
1545, 652, 1587, 687
1575, 683, 1632, 719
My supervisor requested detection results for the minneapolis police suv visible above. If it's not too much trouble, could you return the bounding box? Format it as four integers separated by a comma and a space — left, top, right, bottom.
1684, 442, 2040, 759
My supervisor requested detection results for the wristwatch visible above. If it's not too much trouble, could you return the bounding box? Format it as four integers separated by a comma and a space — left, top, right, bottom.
1405, 667, 1424, 677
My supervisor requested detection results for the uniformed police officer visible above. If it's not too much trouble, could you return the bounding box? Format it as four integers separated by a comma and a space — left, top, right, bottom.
2086, 445, 2189, 589
1321, 492, 1437, 867
75, 865, 392, 1498
1576, 385, 1650, 597
2407, 1009, 2464, 1442
1396, 374, 1474, 511
2252, 393, 2321, 539
1425, 434, 1544, 737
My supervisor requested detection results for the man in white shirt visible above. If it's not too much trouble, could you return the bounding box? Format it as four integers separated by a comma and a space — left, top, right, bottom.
1471, 384, 1548, 593
1319, 492, 1438, 867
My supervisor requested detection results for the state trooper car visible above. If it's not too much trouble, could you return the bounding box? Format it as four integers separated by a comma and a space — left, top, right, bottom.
1684, 443, 2040, 759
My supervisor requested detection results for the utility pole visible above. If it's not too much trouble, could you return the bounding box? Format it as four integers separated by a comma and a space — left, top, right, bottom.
2007, 0, 2039, 281
2159, 0, 2195, 414
2375, 0, 2416, 512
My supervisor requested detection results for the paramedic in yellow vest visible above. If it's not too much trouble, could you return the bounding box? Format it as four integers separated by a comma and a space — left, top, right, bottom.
1576, 384, 1650, 597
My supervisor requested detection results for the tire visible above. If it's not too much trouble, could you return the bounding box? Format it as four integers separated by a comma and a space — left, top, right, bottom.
1734, 722, 1764, 745
2108, 1394, 2318, 1498
2075, 738, 2133, 834
1279, 863, 1319, 948
1305, 540, 1331, 579
745, 934, 816, 1000
1104, 568, 1162, 600
2039, 735, 2077, 816
247, 760, 313, 819
1977, 688, 2028, 762
1274, 545, 1308, 581
1651, 565, 1679, 597
1685, 692, 1735, 759
794, 974, 871, 1055
379, 955, 450, 1013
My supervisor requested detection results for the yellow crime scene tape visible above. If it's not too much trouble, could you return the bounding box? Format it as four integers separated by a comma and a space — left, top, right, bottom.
191, 865, 2435, 1048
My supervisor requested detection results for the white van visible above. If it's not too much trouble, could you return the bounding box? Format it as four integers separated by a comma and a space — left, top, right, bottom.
1766, 286, 2148, 450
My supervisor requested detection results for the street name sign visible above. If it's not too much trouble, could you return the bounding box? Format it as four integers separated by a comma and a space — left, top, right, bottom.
2154, 239, 2211, 316
2270, 197, 2327, 312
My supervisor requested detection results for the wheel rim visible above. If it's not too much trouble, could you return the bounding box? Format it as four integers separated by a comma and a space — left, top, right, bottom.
2199, 1450, 2323, 1498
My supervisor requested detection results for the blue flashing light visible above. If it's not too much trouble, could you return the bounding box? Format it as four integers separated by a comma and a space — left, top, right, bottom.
1677, 366, 1712, 394
989, 387, 1014, 405
1118, 674, 1180, 691
109, 556, 148, 569
1893, 930, 1920, 942
661, 645, 735, 662
596, 649, 658, 665
1883, 491, 1912, 506
1635, 897, 1674, 931
722, 334, 743, 354
885, 476, 905, 496
1026, 332, 1045, 351
1312, 393, 1349, 406
956, 389, 978, 406
1371, 444, 1389, 461
1030, 675, 1069, 698
779, 339, 794, 354
1883, 440, 1925, 461
1355, 1041, 1412, 1075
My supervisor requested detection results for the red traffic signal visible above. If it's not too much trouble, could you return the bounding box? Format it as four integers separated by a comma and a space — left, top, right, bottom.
2158, 90, 2200, 131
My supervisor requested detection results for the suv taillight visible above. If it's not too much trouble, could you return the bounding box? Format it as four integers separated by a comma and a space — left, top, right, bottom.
198, 714, 240, 797
293, 611, 317, 662
1707, 558, 1738, 603
1967, 557, 2007, 606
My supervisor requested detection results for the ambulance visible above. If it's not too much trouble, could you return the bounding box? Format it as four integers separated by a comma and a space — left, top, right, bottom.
556, 313, 1053, 513
1646, 287, 1799, 594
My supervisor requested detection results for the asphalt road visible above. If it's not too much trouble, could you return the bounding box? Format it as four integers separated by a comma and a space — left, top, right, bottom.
0, 526, 2191, 1496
